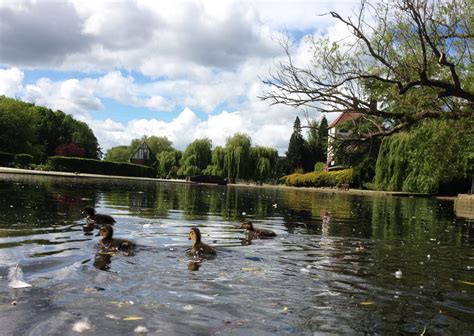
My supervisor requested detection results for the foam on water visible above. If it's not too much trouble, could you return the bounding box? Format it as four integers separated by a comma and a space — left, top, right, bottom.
8, 264, 32, 288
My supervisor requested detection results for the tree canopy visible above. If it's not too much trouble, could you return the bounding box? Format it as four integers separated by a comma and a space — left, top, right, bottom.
178, 138, 213, 177
262, 0, 473, 141
286, 117, 308, 172
0, 96, 100, 161
373, 117, 473, 194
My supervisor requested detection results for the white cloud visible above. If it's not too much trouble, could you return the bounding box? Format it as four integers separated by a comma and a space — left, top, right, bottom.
0, 0, 361, 155
23, 78, 102, 119
0, 67, 23, 97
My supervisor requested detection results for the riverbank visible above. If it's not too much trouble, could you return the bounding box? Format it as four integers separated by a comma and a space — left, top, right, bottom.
0, 166, 435, 198
0, 167, 187, 183
233, 181, 435, 198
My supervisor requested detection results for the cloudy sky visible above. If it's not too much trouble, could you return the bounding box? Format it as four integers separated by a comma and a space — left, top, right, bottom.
0, 0, 359, 154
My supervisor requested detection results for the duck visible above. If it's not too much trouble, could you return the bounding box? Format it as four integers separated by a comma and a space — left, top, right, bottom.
188, 227, 216, 256
240, 220, 276, 239
97, 225, 135, 252
82, 206, 116, 226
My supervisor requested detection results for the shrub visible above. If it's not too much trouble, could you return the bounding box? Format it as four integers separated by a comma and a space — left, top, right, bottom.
280, 169, 354, 188
15, 154, 34, 168
47, 156, 155, 178
314, 162, 325, 172
54, 143, 86, 157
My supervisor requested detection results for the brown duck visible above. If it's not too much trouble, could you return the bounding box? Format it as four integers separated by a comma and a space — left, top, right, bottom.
188, 228, 216, 256
240, 220, 276, 238
83, 206, 116, 225
98, 225, 135, 252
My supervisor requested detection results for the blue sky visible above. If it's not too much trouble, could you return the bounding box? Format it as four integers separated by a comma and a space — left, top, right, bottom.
0, 0, 358, 154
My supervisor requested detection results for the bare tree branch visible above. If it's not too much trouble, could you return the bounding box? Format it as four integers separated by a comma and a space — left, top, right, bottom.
260, 0, 474, 143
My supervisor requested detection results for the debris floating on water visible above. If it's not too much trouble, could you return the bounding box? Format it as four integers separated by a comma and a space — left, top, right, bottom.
134, 326, 149, 334
72, 318, 92, 333
124, 316, 144, 321
183, 304, 193, 311
395, 269, 402, 279
359, 300, 374, 305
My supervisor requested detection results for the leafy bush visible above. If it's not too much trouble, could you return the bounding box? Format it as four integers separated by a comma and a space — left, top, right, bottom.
281, 169, 354, 188
47, 156, 156, 178
314, 162, 325, 172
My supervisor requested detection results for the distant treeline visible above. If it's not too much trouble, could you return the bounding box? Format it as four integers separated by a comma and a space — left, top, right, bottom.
106, 134, 282, 182
0, 96, 100, 163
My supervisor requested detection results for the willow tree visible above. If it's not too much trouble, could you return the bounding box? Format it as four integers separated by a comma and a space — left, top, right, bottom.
374, 118, 474, 194
251, 146, 279, 182
262, 0, 473, 141
203, 146, 226, 176
157, 149, 182, 178
224, 133, 252, 180
178, 138, 212, 177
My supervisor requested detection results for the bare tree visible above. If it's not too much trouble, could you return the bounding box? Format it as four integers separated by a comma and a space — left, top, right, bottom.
261, 0, 473, 141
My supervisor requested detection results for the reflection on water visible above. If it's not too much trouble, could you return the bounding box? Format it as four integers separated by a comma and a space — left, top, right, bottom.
0, 173, 472, 335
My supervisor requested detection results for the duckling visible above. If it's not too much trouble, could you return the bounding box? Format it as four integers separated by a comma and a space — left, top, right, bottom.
188, 228, 216, 256
83, 206, 116, 227
98, 225, 135, 252
240, 220, 276, 239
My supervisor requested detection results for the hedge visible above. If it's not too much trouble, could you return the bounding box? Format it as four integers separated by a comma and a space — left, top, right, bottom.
47, 156, 156, 178
0, 151, 15, 167
280, 169, 354, 188
15, 154, 33, 167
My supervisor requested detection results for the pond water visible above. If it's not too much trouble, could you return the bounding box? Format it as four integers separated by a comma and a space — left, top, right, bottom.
0, 173, 472, 335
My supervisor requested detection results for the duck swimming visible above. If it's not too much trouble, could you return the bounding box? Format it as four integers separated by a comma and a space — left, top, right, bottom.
188, 227, 216, 256
83, 206, 116, 225
240, 220, 276, 239
98, 225, 135, 252
83, 206, 116, 232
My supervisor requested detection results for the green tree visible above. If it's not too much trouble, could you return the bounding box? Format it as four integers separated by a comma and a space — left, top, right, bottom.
157, 149, 182, 178
203, 146, 226, 176
69, 118, 101, 158
143, 135, 173, 155
373, 118, 473, 194
0, 96, 100, 162
262, 0, 473, 140
0, 96, 37, 155
286, 117, 312, 172
104, 146, 132, 162
178, 138, 212, 177
250, 146, 279, 182
224, 133, 252, 180
318, 116, 328, 159
307, 117, 330, 166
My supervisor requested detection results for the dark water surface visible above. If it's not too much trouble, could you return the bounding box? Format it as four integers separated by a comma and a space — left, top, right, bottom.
0, 173, 472, 335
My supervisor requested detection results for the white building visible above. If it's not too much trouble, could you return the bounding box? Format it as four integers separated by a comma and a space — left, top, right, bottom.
326, 112, 363, 170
